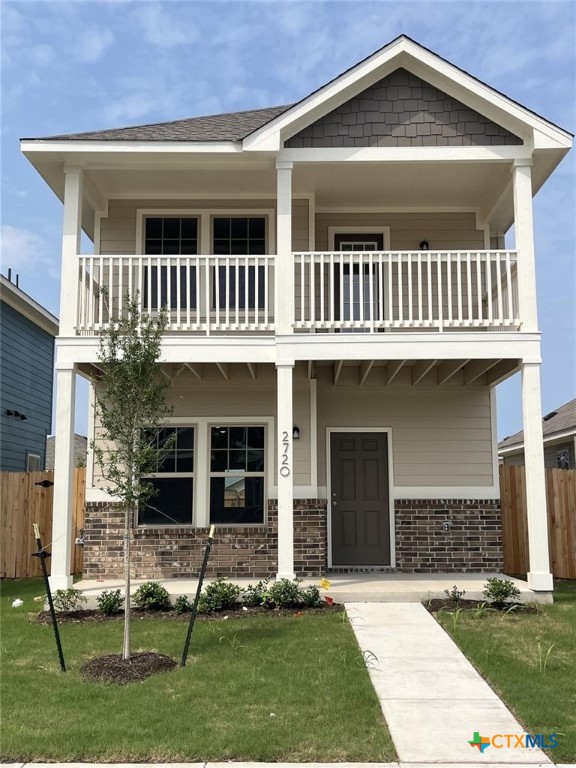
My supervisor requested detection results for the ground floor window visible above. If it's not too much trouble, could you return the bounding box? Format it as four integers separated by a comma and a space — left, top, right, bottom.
137, 423, 267, 526
139, 427, 195, 525
210, 425, 265, 524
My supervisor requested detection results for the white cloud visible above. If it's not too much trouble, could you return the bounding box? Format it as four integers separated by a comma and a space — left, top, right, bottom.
0, 225, 58, 278
74, 27, 114, 63
136, 3, 196, 48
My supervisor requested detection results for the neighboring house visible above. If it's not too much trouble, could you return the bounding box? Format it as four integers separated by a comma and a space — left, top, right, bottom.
0, 274, 58, 471
21, 35, 572, 592
45, 433, 88, 470
499, 398, 576, 469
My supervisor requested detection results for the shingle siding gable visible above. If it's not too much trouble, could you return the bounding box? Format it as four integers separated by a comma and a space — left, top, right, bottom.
285, 68, 523, 148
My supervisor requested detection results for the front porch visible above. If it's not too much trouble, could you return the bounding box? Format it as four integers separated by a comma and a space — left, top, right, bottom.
74, 572, 551, 607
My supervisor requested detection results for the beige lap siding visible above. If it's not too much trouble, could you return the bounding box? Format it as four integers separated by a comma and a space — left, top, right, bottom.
98, 198, 310, 255
317, 382, 494, 489
90, 364, 313, 492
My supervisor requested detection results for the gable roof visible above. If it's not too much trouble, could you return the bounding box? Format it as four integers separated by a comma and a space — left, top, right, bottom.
26, 105, 291, 143
499, 398, 576, 451
0, 274, 59, 336
22, 35, 571, 147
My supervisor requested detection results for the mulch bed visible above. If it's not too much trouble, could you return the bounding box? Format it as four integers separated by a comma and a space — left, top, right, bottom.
36, 602, 341, 624
80, 652, 176, 684
425, 598, 536, 614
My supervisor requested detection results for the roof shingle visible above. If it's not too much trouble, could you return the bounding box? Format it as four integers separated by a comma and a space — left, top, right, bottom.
26, 105, 292, 142
499, 398, 576, 449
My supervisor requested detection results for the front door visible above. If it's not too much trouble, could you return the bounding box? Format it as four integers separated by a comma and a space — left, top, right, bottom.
330, 432, 391, 566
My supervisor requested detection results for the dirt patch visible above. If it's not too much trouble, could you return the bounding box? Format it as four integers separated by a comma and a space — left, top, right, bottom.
424, 598, 537, 614
80, 652, 177, 684
37, 602, 341, 624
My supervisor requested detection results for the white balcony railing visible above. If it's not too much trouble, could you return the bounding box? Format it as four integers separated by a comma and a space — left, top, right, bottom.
77, 254, 276, 334
76, 250, 519, 335
293, 250, 519, 332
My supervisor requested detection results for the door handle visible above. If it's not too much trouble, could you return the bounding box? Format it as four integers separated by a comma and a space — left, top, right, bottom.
332, 500, 337, 506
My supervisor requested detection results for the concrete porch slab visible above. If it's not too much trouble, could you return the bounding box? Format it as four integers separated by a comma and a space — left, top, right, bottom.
74, 572, 551, 609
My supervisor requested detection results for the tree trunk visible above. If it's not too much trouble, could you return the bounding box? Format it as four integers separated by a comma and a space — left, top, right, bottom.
122, 504, 132, 660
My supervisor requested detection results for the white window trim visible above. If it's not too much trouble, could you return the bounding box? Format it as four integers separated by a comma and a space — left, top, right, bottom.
326, 426, 395, 569
26, 452, 41, 472
135, 416, 274, 529
135, 209, 276, 255
328, 225, 391, 251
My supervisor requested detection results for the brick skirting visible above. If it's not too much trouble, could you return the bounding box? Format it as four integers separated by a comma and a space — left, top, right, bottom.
83, 499, 327, 580
394, 499, 503, 573
83, 497, 501, 578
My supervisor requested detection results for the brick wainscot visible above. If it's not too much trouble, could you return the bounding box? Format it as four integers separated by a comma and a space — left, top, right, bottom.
83, 500, 327, 579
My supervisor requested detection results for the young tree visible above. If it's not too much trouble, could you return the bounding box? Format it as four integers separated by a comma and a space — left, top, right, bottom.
92, 295, 173, 660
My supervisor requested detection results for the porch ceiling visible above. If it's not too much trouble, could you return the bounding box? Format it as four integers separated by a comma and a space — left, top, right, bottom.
78, 358, 519, 387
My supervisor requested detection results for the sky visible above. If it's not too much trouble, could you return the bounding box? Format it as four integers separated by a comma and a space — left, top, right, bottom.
1, 0, 575, 439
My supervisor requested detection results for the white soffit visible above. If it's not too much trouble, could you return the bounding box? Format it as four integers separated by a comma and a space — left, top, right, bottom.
243, 37, 572, 152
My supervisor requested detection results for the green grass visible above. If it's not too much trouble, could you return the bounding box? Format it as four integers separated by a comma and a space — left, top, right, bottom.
0, 579, 395, 762
436, 580, 576, 763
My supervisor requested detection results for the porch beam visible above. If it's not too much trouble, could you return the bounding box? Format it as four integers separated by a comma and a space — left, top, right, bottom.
411, 359, 437, 385
278, 146, 532, 164
184, 363, 202, 380
334, 360, 344, 385
522, 362, 553, 591
49, 362, 77, 591
247, 363, 257, 380
463, 359, 500, 385
513, 160, 538, 332
276, 362, 295, 579
437, 359, 469, 385
385, 360, 405, 385
359, 360, 375, 386
486, 359, 520, 387
59, 167, 83, 334
216, 363, 230, 380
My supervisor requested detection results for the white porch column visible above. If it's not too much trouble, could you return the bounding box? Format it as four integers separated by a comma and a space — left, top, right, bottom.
512, 159, 538, 333
276, 361, 295, 579
49, 361, 77, 591
275, 160, 294, 335
59, 167, 83, 334
522, 361, 553, 591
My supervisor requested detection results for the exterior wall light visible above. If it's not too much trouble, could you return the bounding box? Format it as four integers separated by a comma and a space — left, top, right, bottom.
293, 426, 300, 440
419, 240, 430, 250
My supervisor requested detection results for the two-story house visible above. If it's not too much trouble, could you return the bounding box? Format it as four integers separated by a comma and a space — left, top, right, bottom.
0, 273, 58, 471
22, 36, 571, 593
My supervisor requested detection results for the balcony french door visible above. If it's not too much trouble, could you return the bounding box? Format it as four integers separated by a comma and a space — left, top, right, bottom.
335, 236, 383, 329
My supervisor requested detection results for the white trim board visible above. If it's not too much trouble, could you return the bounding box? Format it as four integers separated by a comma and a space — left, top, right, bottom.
328, 225, 391, 250
326, 427, 396, 569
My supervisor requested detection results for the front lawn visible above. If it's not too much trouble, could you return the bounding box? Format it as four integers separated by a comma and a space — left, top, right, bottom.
436, 580, 576, 763
1, 579, 395, 762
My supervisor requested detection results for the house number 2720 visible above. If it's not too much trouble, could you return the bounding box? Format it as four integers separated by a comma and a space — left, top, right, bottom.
280, 431, 291, 477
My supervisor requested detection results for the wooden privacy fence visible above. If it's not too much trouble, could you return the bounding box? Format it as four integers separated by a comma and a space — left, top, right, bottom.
0, 469, 86, 578
500, 464, 576, 579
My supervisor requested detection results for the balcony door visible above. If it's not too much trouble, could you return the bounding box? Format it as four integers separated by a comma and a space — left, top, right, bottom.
334, 233, 384, 326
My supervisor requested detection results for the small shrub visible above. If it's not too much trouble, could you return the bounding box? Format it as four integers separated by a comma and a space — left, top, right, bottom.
174, 595, 193, 614
243, 579, 270, 608
483, 577, 521, 608
52, 588, 87, 612
264, 578, 302, 609
132, 581, 171, 610
201, 578, 242, 613
444, 584, 466, 604
300, 584, 323, 608
97, 589, 123, 615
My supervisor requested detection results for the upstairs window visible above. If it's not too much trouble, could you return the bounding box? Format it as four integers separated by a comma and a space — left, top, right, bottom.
143, 217, 198, 310
212, 217, 267, 309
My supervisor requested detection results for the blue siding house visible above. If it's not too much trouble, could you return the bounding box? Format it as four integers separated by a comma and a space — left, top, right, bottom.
0, 274, 58, 471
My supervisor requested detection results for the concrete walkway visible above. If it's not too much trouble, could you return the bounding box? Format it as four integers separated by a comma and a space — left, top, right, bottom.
346, 602, 552, 765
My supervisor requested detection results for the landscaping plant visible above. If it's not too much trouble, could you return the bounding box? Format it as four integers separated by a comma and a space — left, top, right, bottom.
92, 294, 173, 659
482, 577, 521, 608
444, 584, 466, 605
97, 589, 124, 615
173, 596, 193, 614
242, 579, 270, 607
132, 582, 171, 610
263, 578, 303, 608
198, 578, 242, 613
52, 588, 87, 612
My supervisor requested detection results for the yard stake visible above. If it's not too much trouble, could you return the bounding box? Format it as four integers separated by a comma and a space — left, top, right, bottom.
31, 523, 66, 672
181, 525, 215, 667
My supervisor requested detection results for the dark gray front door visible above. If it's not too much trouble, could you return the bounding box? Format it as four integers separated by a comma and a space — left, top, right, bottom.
330, 432, 390, 566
